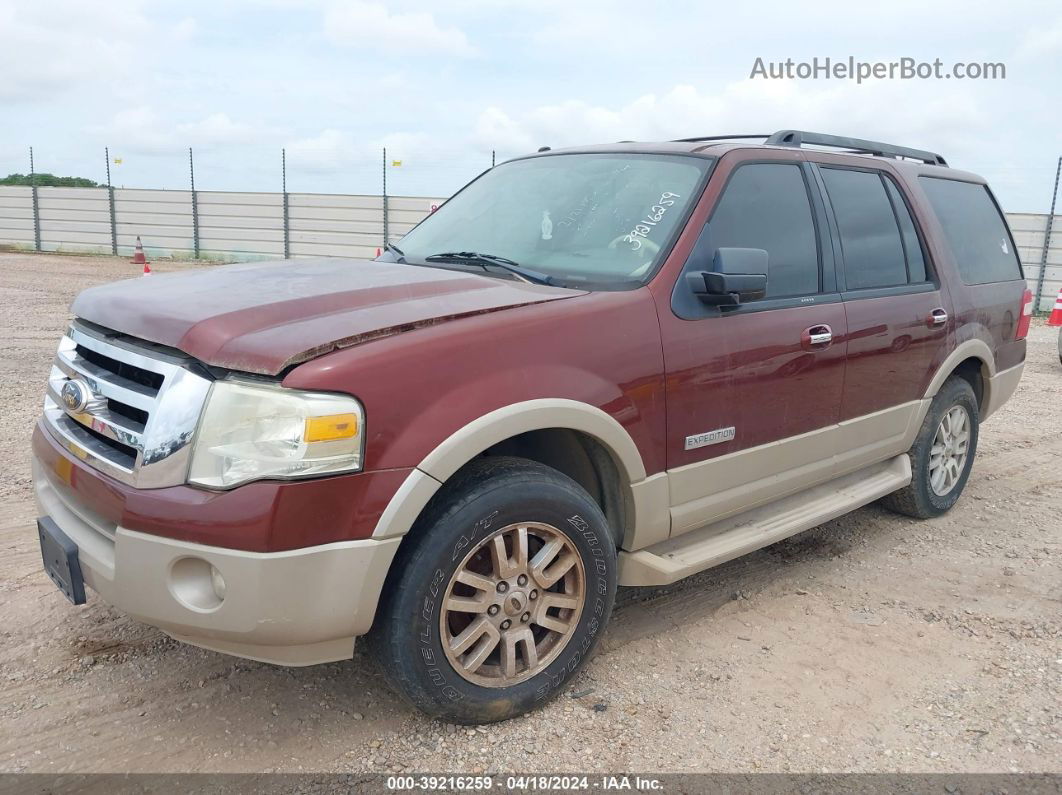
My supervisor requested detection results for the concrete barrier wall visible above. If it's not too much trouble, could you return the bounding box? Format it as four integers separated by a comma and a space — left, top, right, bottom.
0, 184, 1058, 310
0, 186, 34, 247
288, 192, 384, 260
0, 186, 445, 263
1007, 212, 1062, 312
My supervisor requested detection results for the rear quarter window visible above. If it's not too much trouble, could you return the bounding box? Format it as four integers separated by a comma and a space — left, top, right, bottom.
919, 177, 1022, 285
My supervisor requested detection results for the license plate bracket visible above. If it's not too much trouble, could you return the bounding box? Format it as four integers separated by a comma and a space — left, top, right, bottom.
38, 517, 87, 605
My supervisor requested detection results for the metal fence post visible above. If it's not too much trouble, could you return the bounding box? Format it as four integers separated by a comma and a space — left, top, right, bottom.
491, 149, 496, 168
382, 147, 389, 249
29, 147, 41, 252
1034, 156, 1061, 313
282, 148, 291, 259
105, 147, 118, 255
189, 147, 200, 259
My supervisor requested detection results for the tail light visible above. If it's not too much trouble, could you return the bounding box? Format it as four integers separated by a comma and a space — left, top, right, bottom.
1015, 288, 1033, 340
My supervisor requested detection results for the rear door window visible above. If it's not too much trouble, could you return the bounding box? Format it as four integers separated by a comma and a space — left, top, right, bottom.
919, 177, 1022, 285
820, 168, 908, 290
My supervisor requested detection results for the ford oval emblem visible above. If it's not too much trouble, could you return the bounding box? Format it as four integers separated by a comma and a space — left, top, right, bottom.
60, 379, 91, 413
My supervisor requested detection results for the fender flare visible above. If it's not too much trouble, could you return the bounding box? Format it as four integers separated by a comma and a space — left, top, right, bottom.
922, 338, 994, 402
372, 399, 648, 539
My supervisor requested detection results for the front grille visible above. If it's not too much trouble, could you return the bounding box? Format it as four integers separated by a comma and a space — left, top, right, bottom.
42, 321, 213, 488
75, 344, 165, 392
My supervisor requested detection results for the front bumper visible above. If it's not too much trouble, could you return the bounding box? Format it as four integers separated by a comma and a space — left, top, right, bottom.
32, 454, 401, 666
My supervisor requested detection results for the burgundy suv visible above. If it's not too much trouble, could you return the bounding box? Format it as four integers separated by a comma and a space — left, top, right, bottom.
33, 130, 1030, 723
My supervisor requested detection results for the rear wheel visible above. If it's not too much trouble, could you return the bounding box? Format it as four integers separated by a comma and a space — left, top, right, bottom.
881, 376, 979, 519
368, 457, 617, 724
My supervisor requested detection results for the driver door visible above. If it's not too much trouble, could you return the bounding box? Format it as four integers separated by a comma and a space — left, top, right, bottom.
655, 152, 848, 537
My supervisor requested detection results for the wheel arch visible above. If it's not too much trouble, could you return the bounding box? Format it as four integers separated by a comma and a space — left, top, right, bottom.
923, 339, 994, 414
372, 399, 660, 549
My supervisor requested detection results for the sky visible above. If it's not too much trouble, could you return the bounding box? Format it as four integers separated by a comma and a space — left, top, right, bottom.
2, 0, 1060, 211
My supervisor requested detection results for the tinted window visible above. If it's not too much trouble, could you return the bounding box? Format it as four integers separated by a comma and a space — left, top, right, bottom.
919, 177, 1022, 285
703, 163, 819, 297
883, 178, 928, 282
821, 168, 907, 290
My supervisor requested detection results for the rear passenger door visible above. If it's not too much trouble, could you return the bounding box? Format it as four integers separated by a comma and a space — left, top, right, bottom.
813, 164, 950, 473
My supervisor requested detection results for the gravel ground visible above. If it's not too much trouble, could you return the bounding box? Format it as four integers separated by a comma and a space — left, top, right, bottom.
0, 251, 1059, 774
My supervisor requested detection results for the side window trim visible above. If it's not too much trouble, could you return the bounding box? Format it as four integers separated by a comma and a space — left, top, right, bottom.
808, 163, 847, 293
881, 172, 937, 286
800, 161, 839, 294
670, 158, 836, 319
811, 162, 938, 298
882, 174, 914, 284
839, 281, 937, 302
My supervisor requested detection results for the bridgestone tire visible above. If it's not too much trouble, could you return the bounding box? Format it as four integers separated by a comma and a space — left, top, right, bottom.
880, 376, 979, 519
368, 457, 617, 724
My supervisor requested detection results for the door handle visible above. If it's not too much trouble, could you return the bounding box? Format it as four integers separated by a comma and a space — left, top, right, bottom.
928, 308, 948, 327
801, 324, 833, 350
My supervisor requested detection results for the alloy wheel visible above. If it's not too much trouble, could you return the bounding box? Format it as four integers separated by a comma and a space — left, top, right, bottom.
440, 522, 585, 687
929, 405, 970, 496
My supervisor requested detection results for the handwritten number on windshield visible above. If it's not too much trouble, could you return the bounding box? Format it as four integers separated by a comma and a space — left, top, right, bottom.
623, 192, 680, 251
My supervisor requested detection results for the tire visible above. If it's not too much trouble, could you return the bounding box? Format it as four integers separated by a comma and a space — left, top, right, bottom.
880, 376, 979, 519
368, 456, 617, 724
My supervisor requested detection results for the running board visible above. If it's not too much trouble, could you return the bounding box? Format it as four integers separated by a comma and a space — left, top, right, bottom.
618, 454, 911, 586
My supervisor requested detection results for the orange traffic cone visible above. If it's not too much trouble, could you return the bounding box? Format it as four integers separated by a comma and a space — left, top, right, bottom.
375, 247, 382, 258
1048, 287, 1062, 327
131, 236, 151, 275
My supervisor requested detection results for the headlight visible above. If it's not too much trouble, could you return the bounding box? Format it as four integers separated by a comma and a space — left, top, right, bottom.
188, 380, 364, 489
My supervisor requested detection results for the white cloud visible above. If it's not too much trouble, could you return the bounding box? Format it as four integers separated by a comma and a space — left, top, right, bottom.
87, 108, 258, 153
178, 113, 256, 145
474, 81, 988, 163
173, 17, 198, 42
284, 127, 432, 171
323, 1, 475, 56
1016, 17, 1062, 59
285, 128, 357, 171
0, 0, 151, 103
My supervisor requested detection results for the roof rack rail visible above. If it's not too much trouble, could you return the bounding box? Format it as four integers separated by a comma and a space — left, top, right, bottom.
672, 134, 772, 143
764, 129, 947, 166
673, 130, 947, 166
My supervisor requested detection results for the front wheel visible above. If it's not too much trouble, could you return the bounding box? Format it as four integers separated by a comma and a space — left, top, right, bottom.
368, 457, 617, 724
881, 376, 979, 519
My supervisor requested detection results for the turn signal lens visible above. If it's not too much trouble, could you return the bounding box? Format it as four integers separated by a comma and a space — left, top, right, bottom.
1015, 288, 1033, 340
304, 413, 359, 442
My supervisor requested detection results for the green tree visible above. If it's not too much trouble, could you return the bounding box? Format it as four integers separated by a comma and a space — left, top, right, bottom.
0, 173, 101, 188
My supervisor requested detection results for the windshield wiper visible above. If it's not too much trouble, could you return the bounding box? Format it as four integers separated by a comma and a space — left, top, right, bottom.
383, 242, 405, 261
423, 251, 553, 285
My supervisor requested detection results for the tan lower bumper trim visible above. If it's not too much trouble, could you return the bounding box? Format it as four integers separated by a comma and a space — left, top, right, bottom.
166, 633, 358, 667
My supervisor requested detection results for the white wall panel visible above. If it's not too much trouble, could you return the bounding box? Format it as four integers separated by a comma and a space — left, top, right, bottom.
0, 187, 34, 247
1009, 212, 1061, 311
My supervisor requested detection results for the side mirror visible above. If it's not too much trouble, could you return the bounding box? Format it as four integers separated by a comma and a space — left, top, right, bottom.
686, 247, 769, 305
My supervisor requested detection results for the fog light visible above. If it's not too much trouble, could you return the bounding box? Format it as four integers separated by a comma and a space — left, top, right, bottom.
169, 557, 226, 612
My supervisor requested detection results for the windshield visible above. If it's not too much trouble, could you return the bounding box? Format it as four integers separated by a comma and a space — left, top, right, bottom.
394, 153, 712, 288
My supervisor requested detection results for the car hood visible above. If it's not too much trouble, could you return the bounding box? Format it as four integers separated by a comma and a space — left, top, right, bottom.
71, 258, 583, 375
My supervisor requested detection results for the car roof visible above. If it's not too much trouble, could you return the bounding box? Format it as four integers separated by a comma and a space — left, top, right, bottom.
515, 132, 986, 185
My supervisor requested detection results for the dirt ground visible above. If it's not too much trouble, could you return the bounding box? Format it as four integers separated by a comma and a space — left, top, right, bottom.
0, 251, 1059, 775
